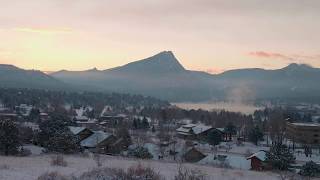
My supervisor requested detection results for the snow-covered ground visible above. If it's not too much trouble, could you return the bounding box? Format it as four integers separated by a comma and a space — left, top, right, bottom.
0, 154, 280, 180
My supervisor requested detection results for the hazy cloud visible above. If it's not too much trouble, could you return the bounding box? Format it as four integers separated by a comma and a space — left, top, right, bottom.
13, 27, 73, 34
248, 51, 320, 62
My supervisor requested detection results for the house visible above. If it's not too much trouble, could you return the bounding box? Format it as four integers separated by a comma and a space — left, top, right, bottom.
80, 131, 116, 153
286, 121, 320, 145
68, 126, 93, 141
99, 114, 127, 126
15, 104, 33, 116
107, 138, 130, 155
176, 123, 214, 139
182, 147, 206, 163
0, 113, 18, 121
247, 151, 267, 171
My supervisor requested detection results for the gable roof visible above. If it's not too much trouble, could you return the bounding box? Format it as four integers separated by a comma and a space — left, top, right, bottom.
192, 124, 212, 135
176, 123, 213, 136
247, 151, 267, 161
80, 131, 113, 148
68, 126, 87, 135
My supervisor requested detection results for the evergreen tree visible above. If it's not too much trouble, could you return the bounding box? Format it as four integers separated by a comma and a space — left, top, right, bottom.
142, 116, 150, 129
207, 130, 222, 146
0, 119, 21, 155
224, 122, 237, 141
248, 126, 264, 145
47, 130, 80, 154
133, 118, 138, 129
299, 161, 320, 177
266, 143, 295, 170
38, 118, 80, 153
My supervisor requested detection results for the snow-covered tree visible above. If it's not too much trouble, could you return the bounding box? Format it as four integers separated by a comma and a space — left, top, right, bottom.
47, 130, 80, 154
266, 143, 295, 170
0, 119, 21, 155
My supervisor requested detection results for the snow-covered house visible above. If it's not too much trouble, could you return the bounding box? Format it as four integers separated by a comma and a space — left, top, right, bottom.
176, 123, 213, 139
68, 126, 93, 141
16, 104, 33, 116
247, 151, 267, 171
181, 147, 206, 163
80, 131, 116, 153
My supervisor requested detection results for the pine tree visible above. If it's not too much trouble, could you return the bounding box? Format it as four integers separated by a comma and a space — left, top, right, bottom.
47, 130, 80, 154
207, 130, 222, 146
0, 119, 21, 155
248, 126, 264, 145
142, 116, 149, 129
266, 143, 295, 170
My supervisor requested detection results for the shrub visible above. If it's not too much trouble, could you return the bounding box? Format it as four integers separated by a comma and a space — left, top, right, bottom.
37, 172, 69, 180
299, 161, 320, 177
174, 165, 207, 180
127, 163, 163, 180
50, 155, 68, 167
78, 164, 164, 180
128, 146, 153, 159
19, 148, 32, 157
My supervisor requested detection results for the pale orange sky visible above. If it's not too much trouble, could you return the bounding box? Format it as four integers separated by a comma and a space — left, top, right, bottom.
0, 0, 320, 73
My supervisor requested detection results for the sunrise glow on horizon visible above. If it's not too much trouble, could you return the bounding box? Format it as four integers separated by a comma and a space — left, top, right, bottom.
1, 0, 320, 73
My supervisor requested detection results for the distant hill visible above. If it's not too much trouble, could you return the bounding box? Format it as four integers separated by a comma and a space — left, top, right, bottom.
52, 52, 320, 102
0, 64, 68, 90
2, 51, 320, 102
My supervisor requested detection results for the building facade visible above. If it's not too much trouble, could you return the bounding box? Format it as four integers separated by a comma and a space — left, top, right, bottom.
286, 122, 320, 145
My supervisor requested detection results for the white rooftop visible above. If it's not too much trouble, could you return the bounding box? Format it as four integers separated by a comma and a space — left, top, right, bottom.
247, 151, 267, 161
291, 122, 320, 127
68, 126, 86, 135
81, 131, 112, 148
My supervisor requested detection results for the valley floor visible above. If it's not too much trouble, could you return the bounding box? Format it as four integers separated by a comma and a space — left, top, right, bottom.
0, 154, 280, 180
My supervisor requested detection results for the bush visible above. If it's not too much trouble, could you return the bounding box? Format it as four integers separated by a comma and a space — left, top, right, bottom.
50, 155, 68, 167
299, 161, 320, 177
78, 164, 164, 180
19, 148, 32, 157
126, 164, 163, 180
174, 165, 207, 180
128, 146, 153, 159
37, 172, 69, 180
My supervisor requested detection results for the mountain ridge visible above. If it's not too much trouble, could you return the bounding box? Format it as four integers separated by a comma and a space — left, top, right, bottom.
1, 52, 320, 102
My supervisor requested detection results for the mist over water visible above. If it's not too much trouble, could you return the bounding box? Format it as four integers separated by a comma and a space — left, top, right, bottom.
173, 101, 262, 115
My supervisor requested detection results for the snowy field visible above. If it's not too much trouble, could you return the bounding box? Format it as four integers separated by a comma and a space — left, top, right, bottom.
0, 154, 280, 180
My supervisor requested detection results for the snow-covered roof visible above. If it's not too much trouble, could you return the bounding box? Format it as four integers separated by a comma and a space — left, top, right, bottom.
199, 154, 251, 170
290, 122, 320, 127
192, 124, 212, 135
182, 124, 197, 128
247, 151, 267, 161
176, 127, 191, 133
80, 131, 113, 148
68, 126, 86, 135
176, 123, 213, 135
215, 128, 225, 132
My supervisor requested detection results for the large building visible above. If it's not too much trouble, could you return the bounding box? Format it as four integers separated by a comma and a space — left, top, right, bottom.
286, 122, 320, 145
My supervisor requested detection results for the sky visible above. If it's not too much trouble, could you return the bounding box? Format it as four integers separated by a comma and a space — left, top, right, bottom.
0, 0, 320, 73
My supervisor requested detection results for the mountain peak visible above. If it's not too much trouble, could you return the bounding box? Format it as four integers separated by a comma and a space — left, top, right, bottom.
283, 63, 314, 71
111, 51, 186, 74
